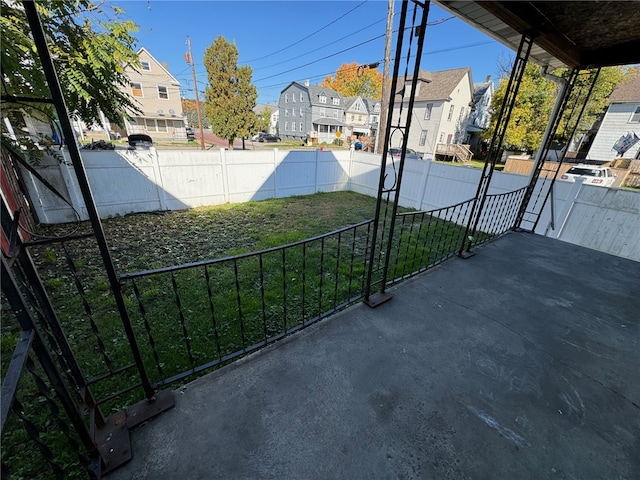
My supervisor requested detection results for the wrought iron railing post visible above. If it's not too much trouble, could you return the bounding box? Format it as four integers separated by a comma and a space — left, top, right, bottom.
458, 32, 534, 257
364, 0, 431, 307
22, 1, 155, 400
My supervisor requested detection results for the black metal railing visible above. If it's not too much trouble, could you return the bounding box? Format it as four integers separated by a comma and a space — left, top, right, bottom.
388, 188, 527, 283
118, 220, 373, 390
1, 257, 99, 480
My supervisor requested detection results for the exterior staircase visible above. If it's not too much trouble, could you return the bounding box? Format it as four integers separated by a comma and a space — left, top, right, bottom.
435, 143, 473, 162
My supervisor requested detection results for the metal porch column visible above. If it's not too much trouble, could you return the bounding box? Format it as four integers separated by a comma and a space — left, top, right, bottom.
459, 33, 534, 257
21, 1, 155, 400
364, 0, 431, 307
515, 68, 601, 232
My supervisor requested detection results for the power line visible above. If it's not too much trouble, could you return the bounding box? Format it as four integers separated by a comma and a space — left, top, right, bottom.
254, 40, 494, 91
249, 15, 390, 73
253, 32, 387, 83
243, 0, 370, 63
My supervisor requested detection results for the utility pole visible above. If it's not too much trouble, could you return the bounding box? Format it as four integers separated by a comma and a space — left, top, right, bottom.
376, 0, 394, 154
186, 36, 205, 150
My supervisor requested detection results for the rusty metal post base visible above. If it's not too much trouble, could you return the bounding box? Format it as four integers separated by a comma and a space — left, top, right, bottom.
94, 389, 175, 476
126, 389, 175, 430
457, 250, 476, 259
364, 291, 393, 308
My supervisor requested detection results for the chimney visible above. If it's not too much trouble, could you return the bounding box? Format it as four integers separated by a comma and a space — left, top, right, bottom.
486, 75, 492, 82
304, 79, 310, 87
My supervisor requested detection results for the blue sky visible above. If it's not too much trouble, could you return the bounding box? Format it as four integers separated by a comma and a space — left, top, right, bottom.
114, 0, 513, 105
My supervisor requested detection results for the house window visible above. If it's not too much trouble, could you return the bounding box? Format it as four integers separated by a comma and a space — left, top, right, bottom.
291, 122, 296, 132
374, 103, 381, 113
285, 94, 288, 103
292, 108, 295, 116
140, 61, 151, 71
419, 130, 428, 146
372, 115, 378, 123
631, 106, 640, 123
424, 103, 433, 120
458, 107, 465, 121
300, 93, 304, 102
319, 95, 327, 104
285, 121, 289, 131
299, 109, 303, 117
447, 134, 453, 144
333, 110, 338, 118
131, 82, 143, 97
332, 98, 340, 105
358, 115, 362, 122
285, 109, 288, 117
351, 115, 355, 121
144, 119, 167, 132
299, 122, 303, 132
319, 108, 325, 117
439, 132, 444, 143
448, 105, 455, 121
158, 86, 168, 99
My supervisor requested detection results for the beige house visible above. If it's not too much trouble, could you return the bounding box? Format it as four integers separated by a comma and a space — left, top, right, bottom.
391, 67, 474, 161
116, 47, 186, 141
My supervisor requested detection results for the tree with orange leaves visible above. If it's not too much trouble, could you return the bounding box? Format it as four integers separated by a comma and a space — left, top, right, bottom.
320, 62, 382, 99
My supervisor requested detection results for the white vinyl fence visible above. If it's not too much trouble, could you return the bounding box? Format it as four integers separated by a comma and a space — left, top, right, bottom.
19, 148, 640, 261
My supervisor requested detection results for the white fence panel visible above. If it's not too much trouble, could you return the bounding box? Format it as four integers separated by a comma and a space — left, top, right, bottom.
156, 150, 225, 209
17, 148, 639, 262
554, 185, 640, 260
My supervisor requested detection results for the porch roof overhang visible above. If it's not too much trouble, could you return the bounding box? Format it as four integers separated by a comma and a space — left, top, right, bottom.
313, 117, 346, 127
435, 1, 640, 69
351, 126, 370, 134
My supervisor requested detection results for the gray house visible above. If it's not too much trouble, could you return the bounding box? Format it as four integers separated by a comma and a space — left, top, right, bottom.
279, 81, 345, 143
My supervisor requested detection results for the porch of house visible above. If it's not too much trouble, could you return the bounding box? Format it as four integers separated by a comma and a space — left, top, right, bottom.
107, 231, 639, 479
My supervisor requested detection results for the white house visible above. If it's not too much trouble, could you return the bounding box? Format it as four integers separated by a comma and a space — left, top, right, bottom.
467, 75, 494, 156
390, 67, 474, 160
586, 67, 640, 161
116, 47, 185, 141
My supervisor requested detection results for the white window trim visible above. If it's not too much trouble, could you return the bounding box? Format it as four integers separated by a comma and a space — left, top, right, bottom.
285, 94, 289, 103
140, 61, 151, 71
419, 130, 427, 146
131, 82, 143, 97
630, 106, 640, 123
300, 93, 304, 102
285, 121, 289, 131
158, 85, 169, 100
448, 105, 455, 121
424, 103, 433, 120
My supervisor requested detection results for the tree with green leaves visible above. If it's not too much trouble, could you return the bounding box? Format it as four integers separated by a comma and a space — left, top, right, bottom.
320, 62, 382, 99
485, 62, 629, 153
1, 0, 140, 136
203, 36, 257, 149
255, 107, 272, 134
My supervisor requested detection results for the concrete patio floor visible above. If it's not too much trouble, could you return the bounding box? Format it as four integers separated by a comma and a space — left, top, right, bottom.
108, 231, 639, 480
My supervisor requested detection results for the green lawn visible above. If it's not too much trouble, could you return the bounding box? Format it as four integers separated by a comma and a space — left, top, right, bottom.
2, 191, 471, 479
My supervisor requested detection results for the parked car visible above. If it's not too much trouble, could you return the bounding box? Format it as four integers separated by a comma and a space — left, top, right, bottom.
252, 132, 266, 141
388, 147, 423, 160
260, 134, 281, 143
560, 164, 616, 187
185, 127, 195, 141
127, 134, 153, 150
